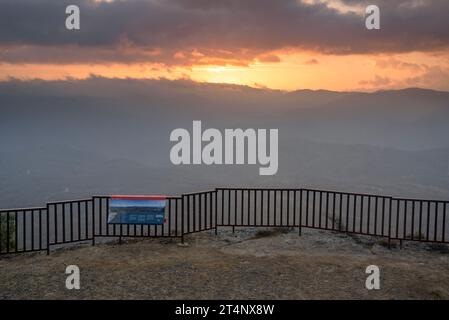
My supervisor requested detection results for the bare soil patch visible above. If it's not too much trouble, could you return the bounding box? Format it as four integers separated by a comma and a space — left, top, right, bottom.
1, 227, 448, 299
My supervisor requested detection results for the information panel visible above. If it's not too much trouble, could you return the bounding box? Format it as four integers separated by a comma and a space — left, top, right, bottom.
107, 195, 166, 225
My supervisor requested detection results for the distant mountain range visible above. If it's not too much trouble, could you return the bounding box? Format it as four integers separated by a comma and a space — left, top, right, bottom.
1, 78, 448, 208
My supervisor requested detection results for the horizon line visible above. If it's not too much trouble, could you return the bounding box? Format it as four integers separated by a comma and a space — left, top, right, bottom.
1, 75, 449, 95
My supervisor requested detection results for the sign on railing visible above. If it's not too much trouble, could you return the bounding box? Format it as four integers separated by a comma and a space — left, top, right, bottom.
107, 195, 166, 225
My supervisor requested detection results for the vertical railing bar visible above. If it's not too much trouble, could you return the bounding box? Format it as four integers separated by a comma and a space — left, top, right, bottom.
205, 193, 208, 229
62, 203, 66, 243
442, 202, 446, 243
268, 190, 271, 226
411, 201, 415, 240
7, 212, 10, 253
39, 209, 43, 250
0, 212, 3, 253
77, 202, 81, 241
192, 194, 198, 232
287, 191, 291, 226
198, 194, 201, 232
249, 189, 257, 226
31, 209, 35, 251
13, 211, 17, 252
388, 198, 392, 241
168, 199, 172, 237
69, 202, 73, 242
360, 196, 364, 234
299, 190, 303, 235
254, 189, 257, 226
381, 197, 385, 236
325, 192, 329, 229
171, 199, 175, 237
54, 204, 58, 244
374, 196, 379, 236
274, 190, 278, 226
234, 189, 240, 226
209, 191, 212, 230
332, 192, 337, 230
202, 193, 205, 230
181, 195, 185, 243
386, 198, 393, 241
404, 201, 408, 239
434, 202, 438, 242
366, 196, 371, 234
443, 202, 447, 243
318, 191, 323, 229
98, 199, 103, 237
16, 211, 19, 252
174, 198, 182, 237
233, 189, 237, 228
396, 200, 400, 239
426, 201, 430, 241
280, 191, 283, 226
352, 195, 357, 233
84, 201, 88, 240
92, 198, 96, 246
46, 205, 50, 254
105, 199, 111, 236
242, 189, 246, 226
227, 190, 230, 227
345, 194, 350, 232
306, 190, 309, 227
187, 195, 190, 232
23, 210, 26, 251
13, 212, 18, 252
214, 191, 218, 234
119, 205, 124, 238
221, 190, 224, 227
247, 189, 250, 226
199, 193, 206, 230
261, 190, 265, 226
338, 193, 343, 231
312, 191, 316, 228
293, 190, 297, 227
419, 201, 423, 241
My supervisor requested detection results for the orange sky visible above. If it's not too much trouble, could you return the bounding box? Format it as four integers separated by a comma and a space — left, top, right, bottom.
2, 49, 448, 92
1, 0, 449, 92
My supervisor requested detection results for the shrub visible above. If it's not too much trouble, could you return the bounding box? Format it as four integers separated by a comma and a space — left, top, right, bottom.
0, 214, 16, 252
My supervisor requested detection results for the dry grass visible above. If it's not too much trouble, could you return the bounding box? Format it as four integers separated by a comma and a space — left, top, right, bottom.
1, 228, 449, 300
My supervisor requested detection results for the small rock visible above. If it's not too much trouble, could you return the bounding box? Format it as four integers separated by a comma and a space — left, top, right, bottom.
177, 242, 190, 247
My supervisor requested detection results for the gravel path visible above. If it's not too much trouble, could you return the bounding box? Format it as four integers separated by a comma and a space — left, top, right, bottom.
1, 227, 449, 299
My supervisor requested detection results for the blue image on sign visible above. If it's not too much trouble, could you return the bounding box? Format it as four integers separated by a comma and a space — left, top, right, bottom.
108, 196, 166, 225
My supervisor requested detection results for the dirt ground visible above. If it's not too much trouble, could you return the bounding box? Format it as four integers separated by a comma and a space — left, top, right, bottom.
1, 227, 449, 299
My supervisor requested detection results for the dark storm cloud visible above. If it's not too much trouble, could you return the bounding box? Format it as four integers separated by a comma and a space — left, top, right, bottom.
0, 0, 448, 64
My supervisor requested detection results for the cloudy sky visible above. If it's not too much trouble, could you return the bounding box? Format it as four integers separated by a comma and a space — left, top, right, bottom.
1, 0, 448, 91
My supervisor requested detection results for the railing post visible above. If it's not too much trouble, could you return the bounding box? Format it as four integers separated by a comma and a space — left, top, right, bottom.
181, 195, 185, 244
92, 197, 96, 246
214, 189, 218, 236
46, 204, 50, 255
299, 189, 302, 236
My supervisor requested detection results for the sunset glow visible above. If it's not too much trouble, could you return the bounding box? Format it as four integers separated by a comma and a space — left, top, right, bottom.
1, 0, 448, 92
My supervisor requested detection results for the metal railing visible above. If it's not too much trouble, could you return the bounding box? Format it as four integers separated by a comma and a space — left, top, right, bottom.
1, 188, 448, 255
